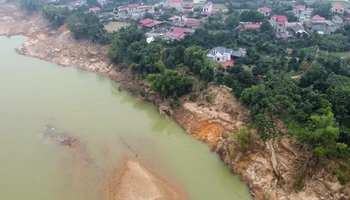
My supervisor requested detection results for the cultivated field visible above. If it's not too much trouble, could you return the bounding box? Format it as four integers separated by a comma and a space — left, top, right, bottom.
104, 21, 131, 33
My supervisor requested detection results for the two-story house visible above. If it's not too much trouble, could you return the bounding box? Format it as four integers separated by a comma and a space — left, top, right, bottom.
201, 1, 213, 16
332, 3, 344, 14
270, 14, 288, 33
258, 7, 271, 17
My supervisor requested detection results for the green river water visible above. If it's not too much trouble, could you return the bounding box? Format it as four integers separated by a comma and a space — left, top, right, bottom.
0, 36, 253, 200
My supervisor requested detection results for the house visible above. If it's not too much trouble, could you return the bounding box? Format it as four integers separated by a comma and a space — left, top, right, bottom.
345, 8, 350, 14
185, 18, 201, 28
127, 4, 139, 14
146, 28, 167, 38
89, 7, 101, 13
117, 4, 146, 19
293, 5, 313, 22
346, 18, 350, 22
170, 27, 186, 40
201, 1, 213, 16
168, 16, 179, 25
139, 18, 165, 28
206, 47, 246, 64
163, 0, 184, 11
270, 14, 288, 33
287, 23, 308, 36
258, 7, 271, 17
332, 15, 343, 25
237, 23, 261, 31
182, 3, 194, 13
306, 15, 342, 34
332, 3, 344, 14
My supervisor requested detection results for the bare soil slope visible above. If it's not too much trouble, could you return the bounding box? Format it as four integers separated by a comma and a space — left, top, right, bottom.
1, 2, 349, 199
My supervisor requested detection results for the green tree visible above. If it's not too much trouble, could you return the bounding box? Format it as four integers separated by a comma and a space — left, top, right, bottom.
184, 46, 214, 82
225, 14, 239, 29
240, 10, 264, 23
147, 69, 194, 98
240, 84, 276, 140
20, 0, 43, 12
42, 5, 71, 28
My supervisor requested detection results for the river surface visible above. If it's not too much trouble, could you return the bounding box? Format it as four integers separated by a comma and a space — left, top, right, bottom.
0, 36, 253, 200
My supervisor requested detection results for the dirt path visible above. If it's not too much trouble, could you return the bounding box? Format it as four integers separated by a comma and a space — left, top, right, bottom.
1, 2, 349, 200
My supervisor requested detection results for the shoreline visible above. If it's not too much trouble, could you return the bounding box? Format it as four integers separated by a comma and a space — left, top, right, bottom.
1, 2, 348, 199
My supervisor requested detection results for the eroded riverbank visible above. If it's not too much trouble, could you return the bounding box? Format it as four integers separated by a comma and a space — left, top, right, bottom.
1, 2, 349, 199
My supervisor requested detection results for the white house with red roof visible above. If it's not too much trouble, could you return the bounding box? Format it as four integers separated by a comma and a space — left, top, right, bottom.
117, 4, 146, 19
182, 3, 194, 13
270, 14, 288, 33
163, 0, 184, 11
127, 4, 140, 14
201, 1, 213, 16
332, 3, 344, 14
258, 7, 271, 17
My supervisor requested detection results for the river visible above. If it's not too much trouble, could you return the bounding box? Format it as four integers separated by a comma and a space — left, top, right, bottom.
0, 36, 253, 200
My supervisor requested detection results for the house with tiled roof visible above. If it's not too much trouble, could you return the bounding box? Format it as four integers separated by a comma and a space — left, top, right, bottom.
89, 7, 101, 13
185, 18, 201, 28
201, 1, 213, 16
270, 15, 288, 33
306, 15, 343, 34
258, 7, 271, 17
168, 16, 179, 25
332, 3, 344, 14
138, 18, 165, 28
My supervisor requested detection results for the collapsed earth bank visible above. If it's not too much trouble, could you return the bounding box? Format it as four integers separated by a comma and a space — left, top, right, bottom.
1, 2, 349, 199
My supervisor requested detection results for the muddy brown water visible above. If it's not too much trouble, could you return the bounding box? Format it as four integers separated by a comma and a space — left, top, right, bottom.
0, 36, 253, 200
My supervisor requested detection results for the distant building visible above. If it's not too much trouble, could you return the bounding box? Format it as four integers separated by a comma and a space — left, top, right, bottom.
287, 23, 308, 36
293, 5, 313, 22
185, 18, 201, 28
118, 4, 146, 20
182, 3, 194, 13
332, 3, 344, 14
163, 0, 184, 11
168, 16, 179, 25
139, 18, 165, 28
237, 23, 261, 31
306, 15, 343, 35
89, 7, 101, 13
201, 1, 213, 16
258, 7, 271, 17
270, 14, 288, 33
206, 47, 246, 65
